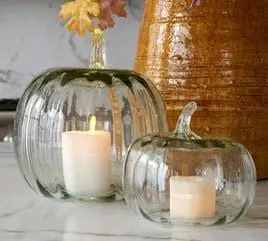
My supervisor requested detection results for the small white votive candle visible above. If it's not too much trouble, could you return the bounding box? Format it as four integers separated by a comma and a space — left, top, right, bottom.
170, 176, 216, 219
62, 116, 111, 197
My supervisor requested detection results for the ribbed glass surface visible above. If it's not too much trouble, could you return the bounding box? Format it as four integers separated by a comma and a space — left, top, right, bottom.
14, 68, 168, 201
123, 136, 256, 226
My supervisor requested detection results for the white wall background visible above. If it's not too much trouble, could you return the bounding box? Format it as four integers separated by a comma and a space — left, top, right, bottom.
0, 0, 143, 99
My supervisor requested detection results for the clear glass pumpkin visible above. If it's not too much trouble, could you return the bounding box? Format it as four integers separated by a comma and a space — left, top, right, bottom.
13, 30, 168, 202
123, 102, 256, 226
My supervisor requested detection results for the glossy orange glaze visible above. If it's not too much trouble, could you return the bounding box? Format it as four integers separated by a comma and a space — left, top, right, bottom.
134, 0, 268, 179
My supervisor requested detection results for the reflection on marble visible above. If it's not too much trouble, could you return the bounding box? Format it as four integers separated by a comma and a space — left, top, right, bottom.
0, 0, 142, 99
0, 143, 268, 241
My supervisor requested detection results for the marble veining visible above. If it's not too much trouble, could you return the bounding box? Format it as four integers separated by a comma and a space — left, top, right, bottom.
0, 0, 142, 99
0, 143, 268, 241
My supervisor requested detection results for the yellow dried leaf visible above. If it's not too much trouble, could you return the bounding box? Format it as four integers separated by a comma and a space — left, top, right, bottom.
60, 0, 128, 36
60, 0, 100, 36
66, 18, 77, 31
82, 15, 95, 32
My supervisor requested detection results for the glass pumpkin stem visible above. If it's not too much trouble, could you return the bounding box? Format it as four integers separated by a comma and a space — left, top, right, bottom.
171, 101, 201, 139
89, 29, 108, 69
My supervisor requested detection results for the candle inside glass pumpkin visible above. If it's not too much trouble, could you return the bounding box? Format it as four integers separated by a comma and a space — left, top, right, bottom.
170, 176, 216, 220
62, 116, 111, 198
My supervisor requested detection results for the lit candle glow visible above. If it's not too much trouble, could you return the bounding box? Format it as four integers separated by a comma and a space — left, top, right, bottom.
170, 176, 216, 220
62, 116, 111, 198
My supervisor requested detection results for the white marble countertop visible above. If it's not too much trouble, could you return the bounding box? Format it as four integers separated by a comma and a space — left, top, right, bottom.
0, 143, 268, 241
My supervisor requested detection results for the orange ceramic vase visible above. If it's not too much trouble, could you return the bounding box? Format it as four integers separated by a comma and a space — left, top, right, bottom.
134, 0, 268, 179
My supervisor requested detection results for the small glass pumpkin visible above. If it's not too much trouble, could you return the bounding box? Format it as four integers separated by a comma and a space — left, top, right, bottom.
123, 102, 256, 226
13, 30, 168, 202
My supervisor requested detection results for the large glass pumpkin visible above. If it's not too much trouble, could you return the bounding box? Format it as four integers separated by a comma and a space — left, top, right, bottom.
123, 102, 256, 226
14, 67, 167, 201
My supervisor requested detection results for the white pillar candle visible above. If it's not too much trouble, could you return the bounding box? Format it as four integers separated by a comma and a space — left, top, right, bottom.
170, 176, 216, 219
62, 116, 111, 197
